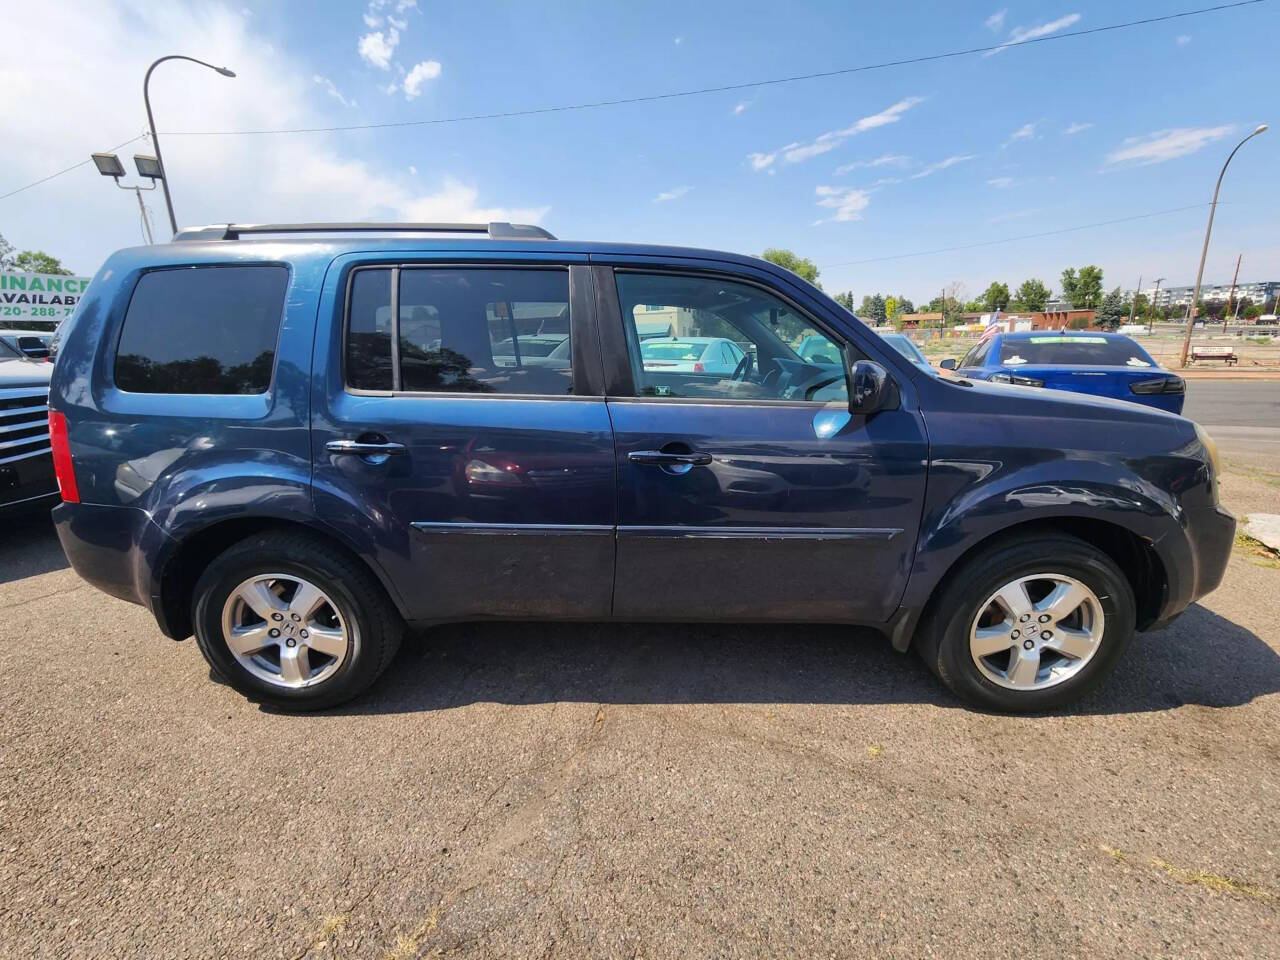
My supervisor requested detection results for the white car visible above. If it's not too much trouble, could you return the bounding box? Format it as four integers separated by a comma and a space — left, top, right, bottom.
639, 336, 745, 375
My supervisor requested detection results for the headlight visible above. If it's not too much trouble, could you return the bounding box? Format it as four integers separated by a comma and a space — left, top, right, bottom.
1194, 421, 1221, 478
990, 372, 1045, 387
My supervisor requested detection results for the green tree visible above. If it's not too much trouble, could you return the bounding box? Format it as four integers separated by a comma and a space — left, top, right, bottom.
1011, 278, 1050, 311
884, 295, 899, 321
1243, 304, 1263, 320
964, 299, 984, 313
0, 233, 14, 270
761, 248, 821, 290
1093, 287, 1127, 331
1129, 292, 1149, 320
1061, 265, 1103, 308
12, 250, 72, 275
895, 295, 915, 315
980, 281, 1010, 312
858, 293, 886, 324
834, 291, 855, 311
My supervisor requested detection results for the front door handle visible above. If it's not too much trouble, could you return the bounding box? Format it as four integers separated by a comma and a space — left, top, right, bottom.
628, 450, 713, 467
326, 438, 407, 456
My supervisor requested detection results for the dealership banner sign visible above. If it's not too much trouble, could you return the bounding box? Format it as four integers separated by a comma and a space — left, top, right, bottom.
0, 271, 92, 327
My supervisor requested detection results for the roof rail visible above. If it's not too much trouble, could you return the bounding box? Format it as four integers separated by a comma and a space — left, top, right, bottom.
172, 221, 556, 241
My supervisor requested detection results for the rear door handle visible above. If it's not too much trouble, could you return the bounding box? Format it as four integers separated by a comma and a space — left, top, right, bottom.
326, 439, 407, 456
628, 450, 713, 466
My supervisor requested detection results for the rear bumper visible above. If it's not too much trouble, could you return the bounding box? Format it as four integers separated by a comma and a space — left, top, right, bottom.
53, 501, 166, 611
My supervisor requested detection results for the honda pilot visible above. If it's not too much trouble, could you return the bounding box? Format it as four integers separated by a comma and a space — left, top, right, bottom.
48, 222, 1234, 712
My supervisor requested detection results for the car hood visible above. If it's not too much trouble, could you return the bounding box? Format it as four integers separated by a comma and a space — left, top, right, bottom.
0, 358, 53, 389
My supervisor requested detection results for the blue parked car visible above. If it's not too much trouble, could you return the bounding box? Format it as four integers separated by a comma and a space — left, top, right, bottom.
48, 222, 1232, 712
941, 331, 1185, 413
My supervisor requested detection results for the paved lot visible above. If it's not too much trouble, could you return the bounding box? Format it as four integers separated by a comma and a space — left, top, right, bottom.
2, 397, 1278, 958
1185, 380, 1280, 468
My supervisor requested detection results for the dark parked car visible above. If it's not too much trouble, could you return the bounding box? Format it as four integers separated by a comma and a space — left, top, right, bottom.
0, 350, 56, 515
942, 331, 1185, 413
49, 223, 1233, 712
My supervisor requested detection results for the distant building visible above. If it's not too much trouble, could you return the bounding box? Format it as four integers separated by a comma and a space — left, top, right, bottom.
1146, 280, 1279, 308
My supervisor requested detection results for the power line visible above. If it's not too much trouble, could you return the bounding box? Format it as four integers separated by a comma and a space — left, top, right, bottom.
0, 1, 1265, 200
817, 203, 1216, 268
0, 134, 148, 202
166, 1, 1264, 137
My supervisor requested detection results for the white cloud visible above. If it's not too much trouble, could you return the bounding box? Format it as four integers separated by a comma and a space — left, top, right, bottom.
1176, 34, 1191, 45
358, 27, 399, 69
909, 154, 976, 179
313, 74, 355, 109
1004, 122, 1037, 145
834, 153, 911, 175
402, 59, 441, 99
0, 0, 544, 273
987, 208, 1041, 224
652, 185, 692, 203
985, 9, 1007, 31
1063, 121, 1093, 135
674, 36, 683, 45
986, 176, 1015, 188
814, 185, 872, 223
748, 96, 925, 171
1104, 126, 1236, 167
409, 165, 418, 175
733, 101, 749, 115
984, 12, 1082, 57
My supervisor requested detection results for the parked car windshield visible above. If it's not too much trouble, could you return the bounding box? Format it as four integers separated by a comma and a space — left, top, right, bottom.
998, 335, 1154, 367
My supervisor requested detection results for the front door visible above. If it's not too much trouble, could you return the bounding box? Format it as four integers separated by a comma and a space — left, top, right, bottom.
313, 260, 616, 623
598, 265, 928, 624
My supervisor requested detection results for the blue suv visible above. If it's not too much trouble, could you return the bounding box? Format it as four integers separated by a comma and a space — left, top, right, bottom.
48, 223, 1234, 712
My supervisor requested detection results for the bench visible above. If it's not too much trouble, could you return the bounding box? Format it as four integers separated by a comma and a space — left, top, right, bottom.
1190, 345, 1238, 365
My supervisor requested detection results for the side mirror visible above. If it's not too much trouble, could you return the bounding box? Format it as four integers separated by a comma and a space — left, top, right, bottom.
848, 359, 898, 416
938, 357, 957, 370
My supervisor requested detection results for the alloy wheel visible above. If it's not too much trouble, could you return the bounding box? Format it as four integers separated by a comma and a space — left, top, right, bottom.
969, 573, 1105, 691
220, 573, 350, 689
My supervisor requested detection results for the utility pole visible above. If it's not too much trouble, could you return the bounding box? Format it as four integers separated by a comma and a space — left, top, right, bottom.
1128, 274, 1142, 325
1222, 254, 1241, 332
1148, 278, 1164, 335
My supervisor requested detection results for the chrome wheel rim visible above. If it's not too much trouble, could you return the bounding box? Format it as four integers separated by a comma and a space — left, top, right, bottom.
220, 573, 350, 689
969, 573, 1105, 691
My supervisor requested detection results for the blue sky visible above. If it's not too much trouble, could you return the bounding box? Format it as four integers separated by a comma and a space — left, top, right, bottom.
3, 0, 1277, 303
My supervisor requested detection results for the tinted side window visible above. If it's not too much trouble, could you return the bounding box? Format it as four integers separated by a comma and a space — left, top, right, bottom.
959, 340, 991, 368
115, 266, 287, 394
616, 272, 850, 402
346, 269, 394, 390
397, 268, 572, 395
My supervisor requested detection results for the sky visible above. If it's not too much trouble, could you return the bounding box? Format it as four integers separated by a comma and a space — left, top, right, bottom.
2, 0, 1277, 305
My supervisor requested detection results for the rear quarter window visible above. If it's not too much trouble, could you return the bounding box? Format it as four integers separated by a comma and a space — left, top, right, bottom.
114, 265, 288, 394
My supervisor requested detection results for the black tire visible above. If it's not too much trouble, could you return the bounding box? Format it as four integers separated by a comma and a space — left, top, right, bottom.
192, 530, 403, 711
915, 534, 1135, 712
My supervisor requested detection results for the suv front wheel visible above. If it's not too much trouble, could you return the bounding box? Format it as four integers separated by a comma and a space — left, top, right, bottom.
192, 531, 403, 710
918, 534, 1137, 712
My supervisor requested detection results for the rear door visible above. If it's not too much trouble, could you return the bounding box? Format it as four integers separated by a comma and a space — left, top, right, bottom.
312, 257, 617, 623
593, 261, 929, 624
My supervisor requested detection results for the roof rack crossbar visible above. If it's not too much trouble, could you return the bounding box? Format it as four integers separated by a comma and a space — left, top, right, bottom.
173, 221, 556, 241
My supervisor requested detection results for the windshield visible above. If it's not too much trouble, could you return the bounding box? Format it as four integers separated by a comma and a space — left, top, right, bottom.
882, 334, 928, 364
641, 341, 707, 361
999, 336, 1154, 367
797, 335, 841, 364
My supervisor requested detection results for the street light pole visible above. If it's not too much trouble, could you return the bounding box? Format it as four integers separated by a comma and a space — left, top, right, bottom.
1178, 123, 1268, 367
1128, 275, 1142, 326
1223, 253, 1241, 333
143, 55, 236, 236
1148, 278, 1164, 335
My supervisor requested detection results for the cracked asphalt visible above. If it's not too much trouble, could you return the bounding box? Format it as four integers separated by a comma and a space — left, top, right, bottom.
1, 417, 1278, 958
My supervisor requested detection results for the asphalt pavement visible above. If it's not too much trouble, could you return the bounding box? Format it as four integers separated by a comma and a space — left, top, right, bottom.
1, 393, 1278, 959
1184, 380, 1280, 466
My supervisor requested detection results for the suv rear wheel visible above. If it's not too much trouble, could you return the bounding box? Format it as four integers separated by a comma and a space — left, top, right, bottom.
917, 534, 1136, 712
192, 531, 402, 710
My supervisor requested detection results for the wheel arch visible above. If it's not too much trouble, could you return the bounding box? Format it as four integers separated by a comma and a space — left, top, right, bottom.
892, 515, 1168, 652
152, 516, 409, 640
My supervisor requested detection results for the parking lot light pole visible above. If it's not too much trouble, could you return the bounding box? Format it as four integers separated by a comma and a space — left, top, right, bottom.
1179, 123, 1268, 368
144, 55, 236, 236
1148, 278, 1164, 335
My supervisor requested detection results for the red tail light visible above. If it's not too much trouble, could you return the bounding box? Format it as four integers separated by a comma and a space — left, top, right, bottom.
693, 362, 705, 373
47, 411, 80, 503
